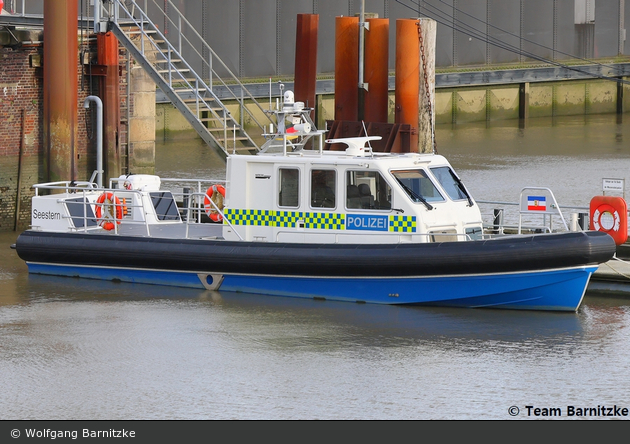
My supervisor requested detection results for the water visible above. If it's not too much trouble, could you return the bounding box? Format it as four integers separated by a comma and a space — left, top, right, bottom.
2, 114, 630, 420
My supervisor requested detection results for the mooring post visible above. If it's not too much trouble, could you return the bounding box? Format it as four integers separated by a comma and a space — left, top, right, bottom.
416, 18, 436, 154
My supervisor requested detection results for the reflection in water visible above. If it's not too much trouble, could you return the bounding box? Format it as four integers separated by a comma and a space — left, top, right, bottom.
2, 115, 630, 419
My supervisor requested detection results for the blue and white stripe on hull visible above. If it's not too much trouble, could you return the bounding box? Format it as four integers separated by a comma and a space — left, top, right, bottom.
26, 262, 595, 312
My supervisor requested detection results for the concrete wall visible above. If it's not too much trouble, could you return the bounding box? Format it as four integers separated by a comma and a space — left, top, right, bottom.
157, 76, 630, 139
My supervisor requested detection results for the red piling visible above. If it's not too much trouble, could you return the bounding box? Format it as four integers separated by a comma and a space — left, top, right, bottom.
364, 18, 389, 123
395, 19, 419, 152
294, 14, 318, 120
97, 31, 121, 182
334, 16, 359, 121
43, 0, 78, 183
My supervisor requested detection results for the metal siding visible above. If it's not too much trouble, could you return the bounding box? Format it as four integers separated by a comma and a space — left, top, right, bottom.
241, 0, 277, 77
278, 0, 314, 76
171, 1, 202, 79
555, 0, 577, 61
454, 0, 487, 65
432, 0, 455, 67
522, 0, 554, 62
362, 0, 386, 18
315, 0, 349, 73
594, 0, 621, 57
204, 0, 240, 77
488, 0, 521, 64
392, 0, 455, 69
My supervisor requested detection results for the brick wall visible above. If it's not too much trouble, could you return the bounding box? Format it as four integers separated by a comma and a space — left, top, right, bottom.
0, 39, 127, 232
0, 45, 43, 231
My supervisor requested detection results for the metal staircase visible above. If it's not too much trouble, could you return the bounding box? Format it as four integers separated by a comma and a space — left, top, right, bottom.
97, 0, 272, 160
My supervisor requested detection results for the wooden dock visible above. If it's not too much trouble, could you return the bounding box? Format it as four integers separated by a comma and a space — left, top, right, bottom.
589, 242, 630, 295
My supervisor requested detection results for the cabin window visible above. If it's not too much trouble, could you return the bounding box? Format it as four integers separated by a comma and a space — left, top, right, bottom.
150, 192, 181, 221
278, 168, 300, 208
346, 171, 391, 210
311, 169, 336, 208
430, 166, 470, 202
65, 197, 98, 228
391, 169, 445, 203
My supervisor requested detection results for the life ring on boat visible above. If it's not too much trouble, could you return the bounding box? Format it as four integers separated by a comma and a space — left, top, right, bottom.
203, 184, 226, 222
589, 196, 628, 245
95, 192, 125, 231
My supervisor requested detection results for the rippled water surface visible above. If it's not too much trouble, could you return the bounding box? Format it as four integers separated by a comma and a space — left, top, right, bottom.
2, 115, 630, 420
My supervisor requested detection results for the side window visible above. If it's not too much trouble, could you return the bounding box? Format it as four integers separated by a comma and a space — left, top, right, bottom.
346, 170, 391, 210
311, 169, 336, 208
278, 168, 300, 207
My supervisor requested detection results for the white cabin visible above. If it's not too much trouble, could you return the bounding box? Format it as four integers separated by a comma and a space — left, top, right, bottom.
222, 137, 483, 243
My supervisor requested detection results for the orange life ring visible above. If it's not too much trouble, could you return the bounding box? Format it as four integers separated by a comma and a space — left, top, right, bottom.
203, 184, 226, 222
95, 192, 124, 231
589, 196, 628, 245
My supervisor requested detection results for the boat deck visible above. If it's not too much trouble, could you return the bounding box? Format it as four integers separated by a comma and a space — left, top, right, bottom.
69, 221, 224, 240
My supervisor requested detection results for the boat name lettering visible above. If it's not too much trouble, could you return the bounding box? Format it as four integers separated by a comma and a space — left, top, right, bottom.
32, 209, 62, 220
346, 214, 388, 231
255, 174, 271, 179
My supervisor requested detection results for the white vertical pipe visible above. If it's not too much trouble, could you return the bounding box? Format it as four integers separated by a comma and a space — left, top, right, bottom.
84, 95, 103, 188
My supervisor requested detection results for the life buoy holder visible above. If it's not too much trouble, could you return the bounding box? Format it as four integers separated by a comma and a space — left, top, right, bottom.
95, 192, 125, 231
589, 195, 628, 245
203, 184, 226, 222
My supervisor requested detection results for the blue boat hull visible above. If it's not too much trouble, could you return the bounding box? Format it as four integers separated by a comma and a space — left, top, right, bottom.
26, 262, 595, 311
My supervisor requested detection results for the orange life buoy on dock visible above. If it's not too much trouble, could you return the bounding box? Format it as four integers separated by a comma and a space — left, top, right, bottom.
203, 184, 226, 222
95, 192, 125, 231
589, 195, 628, 245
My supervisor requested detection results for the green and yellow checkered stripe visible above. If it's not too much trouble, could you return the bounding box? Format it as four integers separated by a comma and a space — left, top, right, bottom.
275, 211, 302, 228
302, 212, 345, 230
224, 208, 274, 226
224, 209, 416, 233
389, 215, 416, 232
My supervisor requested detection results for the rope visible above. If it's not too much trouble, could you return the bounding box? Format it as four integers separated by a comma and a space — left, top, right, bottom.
601, 255, 630, 280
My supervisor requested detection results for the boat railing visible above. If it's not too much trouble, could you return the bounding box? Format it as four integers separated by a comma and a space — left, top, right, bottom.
33, 181, 98, 196
476, 186, 596, 234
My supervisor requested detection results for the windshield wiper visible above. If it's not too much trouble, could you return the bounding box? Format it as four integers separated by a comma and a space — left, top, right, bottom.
395, 178, 433, 210
450, 171, 474, 207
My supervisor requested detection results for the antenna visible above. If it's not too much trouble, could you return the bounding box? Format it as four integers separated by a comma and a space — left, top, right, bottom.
361, 120, 374, 157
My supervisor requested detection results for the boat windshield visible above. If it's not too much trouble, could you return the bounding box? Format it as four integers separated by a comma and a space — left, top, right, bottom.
430, 166, 473, 206
391, 169, 444, 206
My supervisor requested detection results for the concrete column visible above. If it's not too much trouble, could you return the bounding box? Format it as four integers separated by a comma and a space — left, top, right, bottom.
128, 37, 156, 175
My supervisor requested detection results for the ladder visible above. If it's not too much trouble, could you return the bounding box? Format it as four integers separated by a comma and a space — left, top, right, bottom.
98, 0, 273, 160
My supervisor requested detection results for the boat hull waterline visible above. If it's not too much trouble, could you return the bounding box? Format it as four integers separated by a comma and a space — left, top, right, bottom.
16, 230, 614, 311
